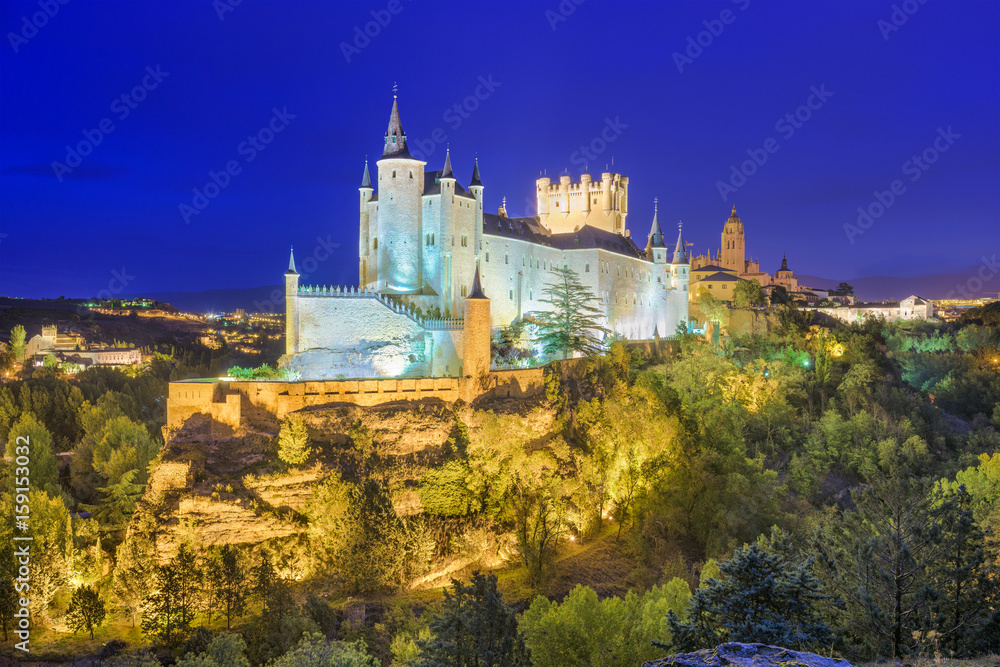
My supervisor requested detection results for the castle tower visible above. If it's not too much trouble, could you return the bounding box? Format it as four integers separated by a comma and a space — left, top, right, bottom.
359, 160, 374, 287
375, 90, 426, 293
646, 198, 667, 264
535, 172, 628, 235
285, 247, 299, 355
469, 158, 484, 259
462, 263, 491, 380
720, 205, 745, 273
670, 223, 689, 292
439, 148, 458, 309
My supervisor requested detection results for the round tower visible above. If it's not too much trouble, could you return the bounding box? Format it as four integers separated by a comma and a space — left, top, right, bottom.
359, 160, 374, 287
376, 92, 425, 293
284, 248, 299, 355
462, 264, 491, 382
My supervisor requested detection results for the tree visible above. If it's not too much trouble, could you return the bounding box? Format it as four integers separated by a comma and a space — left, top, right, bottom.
832, 282, 855, 296
10, 325, 26, 360
820, 465, 941, 658
335, 480, 408, 593
207, 545, 248, 630
733, 279, 766, 308
664, 531, 830, 652
529, 266, 610, 359
418, 460, 479, 516
770, 285, 792, 305
143, 544, 201, 644
506, 477, 564, 586
269, 633, 377, 667
67, 585, 107, 639
175, 633, 251, 667
253, 552, 294, 624
417, 571, 530, 667
6, 412, 61, 498
278, 413, 312, 466
927, 483, 999, 655
0, 547, 16, 642
113, 525, 156, 627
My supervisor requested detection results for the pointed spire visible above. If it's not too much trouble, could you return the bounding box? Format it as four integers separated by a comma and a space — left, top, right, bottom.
647, 197, 666, 249
469, 157, 482, 187
779, 253, 789, 272
361, 159, 371, 188
468, 261, 488, 299
672, 222, 688, 265
382, 86, 407, 158
286, 247, 298, 275
441, 146, 454, 179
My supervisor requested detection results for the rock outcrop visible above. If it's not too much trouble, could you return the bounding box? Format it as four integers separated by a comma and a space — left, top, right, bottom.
644, 643, 852, 667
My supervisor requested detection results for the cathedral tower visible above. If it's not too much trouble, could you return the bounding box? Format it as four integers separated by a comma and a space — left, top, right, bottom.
720, 205, 745, 273
375, 91, 426, 292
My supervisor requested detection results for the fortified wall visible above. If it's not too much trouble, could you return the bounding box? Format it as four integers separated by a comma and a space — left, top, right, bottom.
166, 368, 545, 434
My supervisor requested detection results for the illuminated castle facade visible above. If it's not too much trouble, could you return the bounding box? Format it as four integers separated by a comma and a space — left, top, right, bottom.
283, 95, 689, 379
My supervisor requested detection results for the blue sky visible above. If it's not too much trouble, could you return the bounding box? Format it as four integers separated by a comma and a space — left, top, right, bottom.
1, 0, 997, 297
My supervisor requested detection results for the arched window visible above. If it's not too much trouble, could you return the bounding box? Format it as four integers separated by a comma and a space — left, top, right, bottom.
373, 238, 378, 249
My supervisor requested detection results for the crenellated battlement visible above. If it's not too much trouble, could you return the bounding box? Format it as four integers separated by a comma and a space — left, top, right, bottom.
535, 172, 628, 235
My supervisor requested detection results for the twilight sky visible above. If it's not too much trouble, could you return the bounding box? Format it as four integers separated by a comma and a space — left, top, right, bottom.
1, 0, 997, 298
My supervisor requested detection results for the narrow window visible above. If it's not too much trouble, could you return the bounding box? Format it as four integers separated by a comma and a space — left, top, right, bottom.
461, 285, 467, 297
392, 170, 396, 178
505, 254, 509, 265
409, 171, 413, 179
509, 289, 514, 300
486, 252, 489, 262
373, 238, 378, 249
585, 263, 590, 272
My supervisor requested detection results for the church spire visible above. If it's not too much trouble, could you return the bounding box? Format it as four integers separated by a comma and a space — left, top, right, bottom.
672, 222, 688, 265
361, 159, 371, 188
286, 247, 298, 275
469, 157, 482, 186
441, 147, 454, 179
647, 197, 666, 248
382, 84, 407, 158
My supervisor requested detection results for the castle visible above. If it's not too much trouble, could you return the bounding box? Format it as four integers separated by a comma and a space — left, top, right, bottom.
282, 93, 690, 380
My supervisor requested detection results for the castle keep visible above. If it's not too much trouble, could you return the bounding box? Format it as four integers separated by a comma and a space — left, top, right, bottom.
282, 94, 690, 380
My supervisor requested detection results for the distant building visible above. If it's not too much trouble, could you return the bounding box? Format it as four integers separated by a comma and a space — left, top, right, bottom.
24, 325, 141, 369
807, 295, 934, 322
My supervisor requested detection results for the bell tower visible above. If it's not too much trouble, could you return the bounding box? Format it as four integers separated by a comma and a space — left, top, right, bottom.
720, 205, 745, 274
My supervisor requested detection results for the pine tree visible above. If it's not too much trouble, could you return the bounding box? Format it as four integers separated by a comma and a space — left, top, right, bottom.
928, 483, 999, 655
277, 413, 312, 466
9, 325, 26, 361
416, 571, 530, 667
664, 531, 830, 652
207, 545, 248, 630
142, 544, 200, 644
113, 525, 156, 627
529, 267, 610, 359
66, 585, 106, 639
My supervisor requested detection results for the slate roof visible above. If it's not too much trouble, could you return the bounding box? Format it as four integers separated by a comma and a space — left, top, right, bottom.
422, 170, 477, 200
482, 213, 647, 259
692, 271, 743, 283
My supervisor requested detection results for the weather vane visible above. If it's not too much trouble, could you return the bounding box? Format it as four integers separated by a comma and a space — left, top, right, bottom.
392, 81, 398, 97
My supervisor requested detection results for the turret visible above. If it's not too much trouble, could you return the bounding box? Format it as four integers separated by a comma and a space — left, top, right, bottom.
646, 197, 667, 264
462, 263, 491, 384
535, 176, 551, 222
469, 158, 484, 257
670, 223, 689, 292
720, 205, 745, 274
285, 247, 299, 355
359, 160, 374, 287
580, 173, 592, 216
